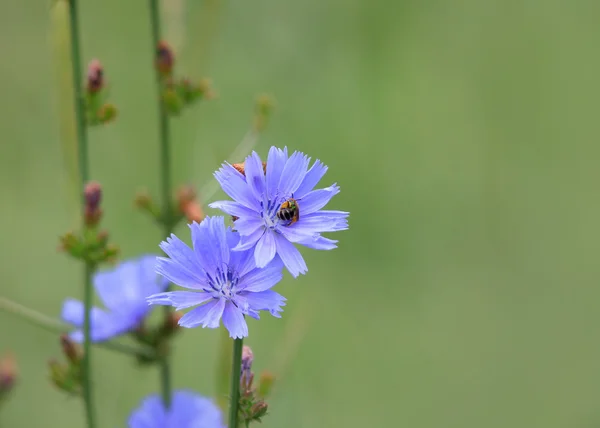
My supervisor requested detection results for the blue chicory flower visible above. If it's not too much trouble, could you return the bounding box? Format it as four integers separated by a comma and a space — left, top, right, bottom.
209, 147, 349, 277
128, 390, 224, 428
147, 216, 286, 339
61, 255, 168, 342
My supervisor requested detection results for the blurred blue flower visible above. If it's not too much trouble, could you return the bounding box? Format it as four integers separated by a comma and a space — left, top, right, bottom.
61, 255, 168, 342
128, 390, 224, 428
147, 216, 286, 339
209, 147, 349, 277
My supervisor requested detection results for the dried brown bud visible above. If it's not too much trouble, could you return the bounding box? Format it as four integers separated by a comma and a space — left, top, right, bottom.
86, 59, 104, 93
156, 41, 174, 76
231, 162, 267, 176
0, 353, 17, 392
60, 334, 80, 364
177, 186, 204, 223
162, 311, 183, 336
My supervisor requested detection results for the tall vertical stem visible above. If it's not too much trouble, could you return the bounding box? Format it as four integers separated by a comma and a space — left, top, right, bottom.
148, 0, 173, 408
67, 0, 95, 426
228, 338, 244, 428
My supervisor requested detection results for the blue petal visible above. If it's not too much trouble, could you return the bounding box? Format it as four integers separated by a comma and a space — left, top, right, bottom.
190, 217, 229, 277
266, 146, 287, 197
297, 235, 339, 250
221, 301, 248, 338
297, 184, 340, 215
168, 391, 225, 427
290, 212, 349, 234
147, 291, 213, 310
274, 234, 308, 277
237, 261, 284, 292
159, 234, 206, 285
240, 290, 286, 318
294, 159, 328, 199
254, 230, 277, 268
244, 152, 267, 202
214, 164, 260, 211
277, 224, 315, 243
233, 227, 265, 251
61, 299, 109, 329
156, 257, 207, 290
233, 216, 263, 236
208, 201, 256, 218
278, 151, 309, 197
178, 298, 225, 328
128, 394, 167, 428
226, 230, 256, 276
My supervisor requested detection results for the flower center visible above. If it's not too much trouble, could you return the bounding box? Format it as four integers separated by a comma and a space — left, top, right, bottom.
206, 266, 239, 300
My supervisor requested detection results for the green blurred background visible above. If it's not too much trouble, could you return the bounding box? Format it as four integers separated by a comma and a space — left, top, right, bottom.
1, 0, 600, 426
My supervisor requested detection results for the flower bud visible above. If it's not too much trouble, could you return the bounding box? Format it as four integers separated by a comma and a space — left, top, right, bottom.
84, 181, 102, 227
86, 59, 104, 93
156, 41, 174, 77
242, 346, 253, 373
176, 186, 204, 223
250, 401, 268, 420
97, 103, 117, 124
0, 353, 17, 394
60, 334, 80, 364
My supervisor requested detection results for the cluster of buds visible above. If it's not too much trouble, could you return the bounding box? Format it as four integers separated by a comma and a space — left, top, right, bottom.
0, 353, 17, 405
135, 184, 204, 227
84, 59, 117, 126
132, 311, 183, 366
155, 41, 215, 116
59, 181, 119, 264
238, 346, 275, 425
48, 335, 82, 396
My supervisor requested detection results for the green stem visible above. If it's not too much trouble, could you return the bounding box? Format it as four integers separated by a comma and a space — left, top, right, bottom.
82, 262, 95, 428
0, 296, 156, 359
148, 0, 173, 408
67, 0, 95, 426
228, 338, 244, 428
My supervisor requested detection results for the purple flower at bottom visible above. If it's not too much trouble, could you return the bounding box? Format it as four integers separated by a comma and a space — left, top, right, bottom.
147, 216, 286, 339
61, 255, 168, 342
209, 147, 349, 277
128, 390, 224, 428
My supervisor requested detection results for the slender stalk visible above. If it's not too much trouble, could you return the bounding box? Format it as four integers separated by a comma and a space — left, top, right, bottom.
228, 338, 244, 428
66, 0, 95, 426
0, 296, 156, 359
148, 0, 173, 408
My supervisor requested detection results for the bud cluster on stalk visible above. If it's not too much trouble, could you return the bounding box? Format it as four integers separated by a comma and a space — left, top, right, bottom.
84, 59, 117, 126
156, 41, 215, 116
59, 181, 119, 265
238, 346, 276, 425
132, 311, 183, 366
48, 335, 83, 396
135, 184, 205, 226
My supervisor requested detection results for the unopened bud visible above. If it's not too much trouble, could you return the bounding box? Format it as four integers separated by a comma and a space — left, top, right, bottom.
257, 371, 275, 398
250, 401, 268, 420
134, 190, 152, 209
242, 346, 253, 373
156, 41, 174, 76
231, 162, 267, 177
177, 186, 204, 223
97, 103, 117, 124
58, 231, 80, 253
162, 311, 183, 336
84, 181, 103, 227
0, 353, 17, 393
86, 59, 104, 93
60, 334, 80, 364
